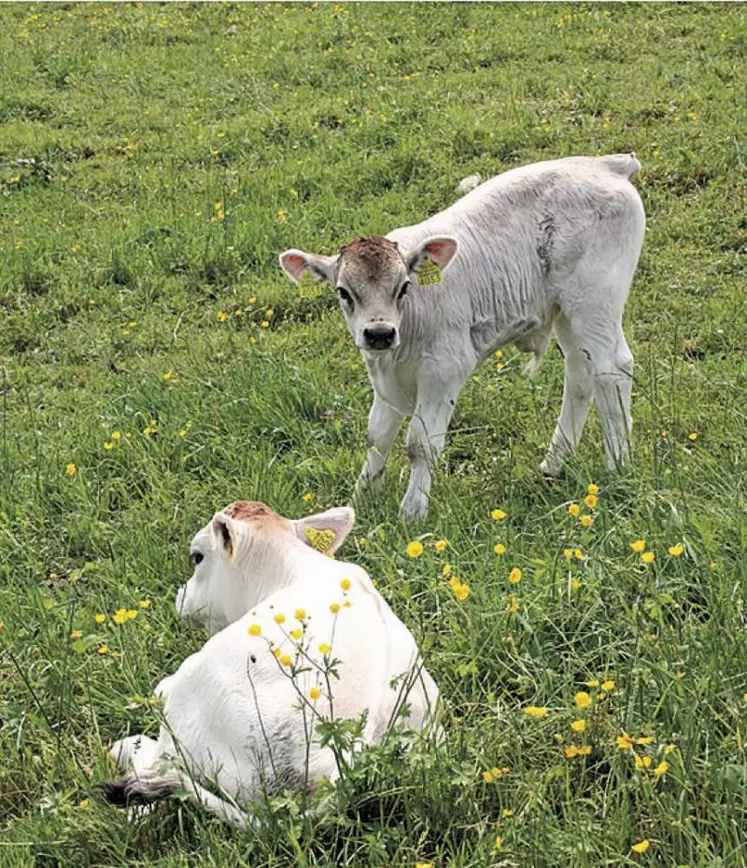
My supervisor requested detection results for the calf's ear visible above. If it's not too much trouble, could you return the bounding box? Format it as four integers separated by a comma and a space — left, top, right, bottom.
293, 507, 355, 556
407, 236, 459, 275
212, 513, 241, 559
279, 249, 338, 285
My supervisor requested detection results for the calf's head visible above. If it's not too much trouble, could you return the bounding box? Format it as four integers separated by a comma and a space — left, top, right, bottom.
176, 500, 355, 634
280, 235, 458, 354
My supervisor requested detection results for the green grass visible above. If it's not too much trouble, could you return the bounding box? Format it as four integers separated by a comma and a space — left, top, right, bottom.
1, 3, 746, 866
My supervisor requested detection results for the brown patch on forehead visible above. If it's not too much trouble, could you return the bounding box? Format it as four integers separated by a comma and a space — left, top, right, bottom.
338, 236, 403, 283
223, 501, 281, 523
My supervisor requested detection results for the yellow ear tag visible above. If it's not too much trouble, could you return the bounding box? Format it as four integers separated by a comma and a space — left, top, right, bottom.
298, 269, 322, 299
305, 526, 336, 556
417, 258, 442, 287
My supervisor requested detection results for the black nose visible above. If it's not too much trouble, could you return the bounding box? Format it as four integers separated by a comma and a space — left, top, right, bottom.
363, 325, 396, 349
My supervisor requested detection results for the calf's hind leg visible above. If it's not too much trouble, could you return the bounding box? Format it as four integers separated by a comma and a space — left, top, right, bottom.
592, 325, 633, 469
540, 313, 594, 476
541, 315, 633, 475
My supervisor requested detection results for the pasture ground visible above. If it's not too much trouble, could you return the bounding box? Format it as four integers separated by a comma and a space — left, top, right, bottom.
1, 3, 746, 866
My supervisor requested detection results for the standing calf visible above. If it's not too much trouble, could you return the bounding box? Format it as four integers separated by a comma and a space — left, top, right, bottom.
280, 154, 646, 522
101, 501, 439, 827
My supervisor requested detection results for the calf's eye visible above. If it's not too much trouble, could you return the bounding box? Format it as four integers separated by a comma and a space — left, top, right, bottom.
192, 552, 204, 566
337, 287, 353, 306
397, 281, 410, 300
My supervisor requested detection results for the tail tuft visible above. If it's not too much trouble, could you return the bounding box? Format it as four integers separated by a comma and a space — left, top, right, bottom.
99, 771, 181, 807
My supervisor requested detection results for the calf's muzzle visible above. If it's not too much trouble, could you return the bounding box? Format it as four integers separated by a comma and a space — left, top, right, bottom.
363, 324, 397, 350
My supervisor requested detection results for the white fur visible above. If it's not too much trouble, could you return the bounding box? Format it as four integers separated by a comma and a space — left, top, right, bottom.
108, 504, 440, 827
281, 155, 645, 522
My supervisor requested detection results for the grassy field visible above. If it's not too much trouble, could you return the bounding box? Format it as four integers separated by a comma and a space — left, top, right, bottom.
1, 3, 746, 866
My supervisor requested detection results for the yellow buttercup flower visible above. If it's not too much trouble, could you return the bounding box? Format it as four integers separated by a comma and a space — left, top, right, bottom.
406, 540, 424, 558
94, 614, 106, 624
309, 686, 321, 700
616, 732, 635, 750
586, 679, 600, 688
587, 483, 599, 496
138, 600, 151, 608
506, 594, 520, 614
490, 508, 507, 521
318, 643, 331, 655
340, 578, 351, 591
494, 543, 506, 555
654, 760, 669, 777
274, 613, 286, 624
568, 503, 581, 518
571, 719, 586, 733
584, 494, 598, 509
248, 624, 261, 637
294, 608, 306, 621
668, 544, 684, 557
508, 567, 522, 584
574, 691, 591, 709
634, 754, 652, 770
442, 563, 453, 577
279, 654, 292, 667
98, 645, 109, 654
70, 630, 82, 640
601, 680, 615, 692
452, 581, 471, 601
65, 463, 77, 477
330, 603, 340, 614
574, 548, 584, 561
482, 770, 494, 783
688, 432, 698, 441
641, 551, 655, 564
630, 539, 646, 553
290, 628, 302, 640
524, 706, 549, 718
571, 579, 582, 591
579, 515, 594, 528
631, 840, 650, 854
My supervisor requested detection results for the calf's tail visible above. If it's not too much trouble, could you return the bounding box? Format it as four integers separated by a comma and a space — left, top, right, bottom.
100, 769, 252, 829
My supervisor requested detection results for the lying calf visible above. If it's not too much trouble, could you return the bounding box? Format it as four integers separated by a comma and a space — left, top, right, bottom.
280, 154, 646, 522
101, 501, 439, 827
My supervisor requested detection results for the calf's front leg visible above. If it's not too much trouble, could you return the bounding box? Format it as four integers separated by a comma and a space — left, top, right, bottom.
353, 394, 404, 499
401, 395, 457, 524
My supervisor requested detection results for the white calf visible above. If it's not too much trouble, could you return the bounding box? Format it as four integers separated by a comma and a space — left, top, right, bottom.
101, 501, 440, 827
280, 154, 646, 522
